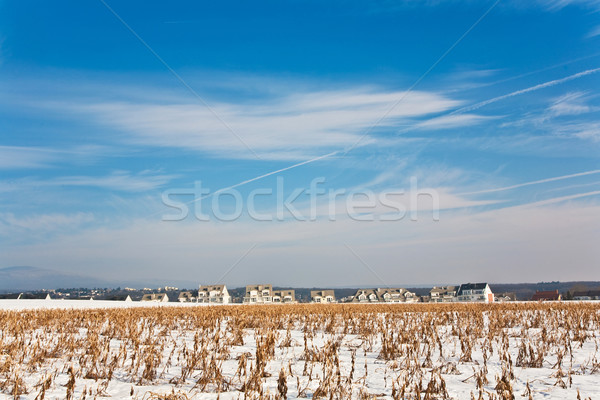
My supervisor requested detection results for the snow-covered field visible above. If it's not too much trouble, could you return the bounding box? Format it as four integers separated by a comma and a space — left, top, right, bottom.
0, 302, 599, 399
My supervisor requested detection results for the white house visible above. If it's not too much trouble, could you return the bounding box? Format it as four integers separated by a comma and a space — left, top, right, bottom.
494, 292, 516, 302
272, 290, 296, 303
378, 288, 418, 303
351, 288, 418, 303
311, 290, 336, 303
198, 285, 231, 304
429, 286, 457, 303
178, 291, 196, 303
456, 283, 494, 303
243, 284, 273, 304
351, 289, 380, 303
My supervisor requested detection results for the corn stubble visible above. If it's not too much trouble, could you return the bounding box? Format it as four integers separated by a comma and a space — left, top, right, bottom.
0, 303, 599, 399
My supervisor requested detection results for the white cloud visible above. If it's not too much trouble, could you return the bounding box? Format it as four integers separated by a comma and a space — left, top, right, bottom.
0, 171, 176, 193
412, 113, 493, 131
547, 92, 593, 117
287, 187, 501, 222
0, 146, 59, 169
0, 144, 120, 170
494, 90, 600, 145
0, 212, 94, 235
42, 86, 463, 161
558, 122, 600, 142
51, 171, 176, 192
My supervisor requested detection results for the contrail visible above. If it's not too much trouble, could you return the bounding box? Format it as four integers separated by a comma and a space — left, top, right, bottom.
192, 151, 339, 204
460, 169, 600, 195
152, 150, 338, 218
452, 67, 600, 114
509, 190, 600, 210
463, 52, 600, 91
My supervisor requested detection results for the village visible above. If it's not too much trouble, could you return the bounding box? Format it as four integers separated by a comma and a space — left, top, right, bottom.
3, 282, 600, 304
146, 282, 599, 304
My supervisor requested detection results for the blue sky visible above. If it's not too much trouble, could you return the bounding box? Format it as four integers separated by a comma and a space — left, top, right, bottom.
1, 0, 599, 287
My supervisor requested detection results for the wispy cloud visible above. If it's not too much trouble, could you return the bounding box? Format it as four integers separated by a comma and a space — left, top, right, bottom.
496, 90, 600, 144
558, 121, 600, 141
0, 145, 119, 170
52, 171, 176, 191
547, 92, 594, 117
412, 113, 494, 131
1, 171, 176, 193
0, 146, 60, 169
0, 212, 94, 236
34, 85, 466, 161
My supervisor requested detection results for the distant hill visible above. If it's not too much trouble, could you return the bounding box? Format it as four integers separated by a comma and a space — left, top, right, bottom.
0, 266, 199, 293
0, 266, 115, 292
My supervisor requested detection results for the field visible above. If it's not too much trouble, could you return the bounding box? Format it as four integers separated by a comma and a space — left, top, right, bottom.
1, 302, 599, 399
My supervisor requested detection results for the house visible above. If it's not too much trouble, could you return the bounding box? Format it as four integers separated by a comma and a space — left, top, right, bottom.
531, 290, 561, 301
178, 291, 196, 303
198, 285, 231, 304
351, 289, 380, 303
273, 290, 296, 303
572, 290, 600, 300
311, 290, 336, 303
456, 283, 494, 303
243, 284, 273, 304
429, 286, 457, 302
494, 292, 517, 302
141, 293, 169, 302
378, 288, 418, 303
351, 288, 418, 303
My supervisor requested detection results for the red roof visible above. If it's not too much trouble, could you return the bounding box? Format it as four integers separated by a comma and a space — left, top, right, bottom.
531, 290, 561, 301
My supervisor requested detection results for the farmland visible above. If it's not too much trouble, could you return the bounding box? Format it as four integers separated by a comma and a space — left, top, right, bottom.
1, 302, 599, 399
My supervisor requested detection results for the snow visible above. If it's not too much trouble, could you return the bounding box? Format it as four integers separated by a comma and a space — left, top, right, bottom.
0, 302, 599, 399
